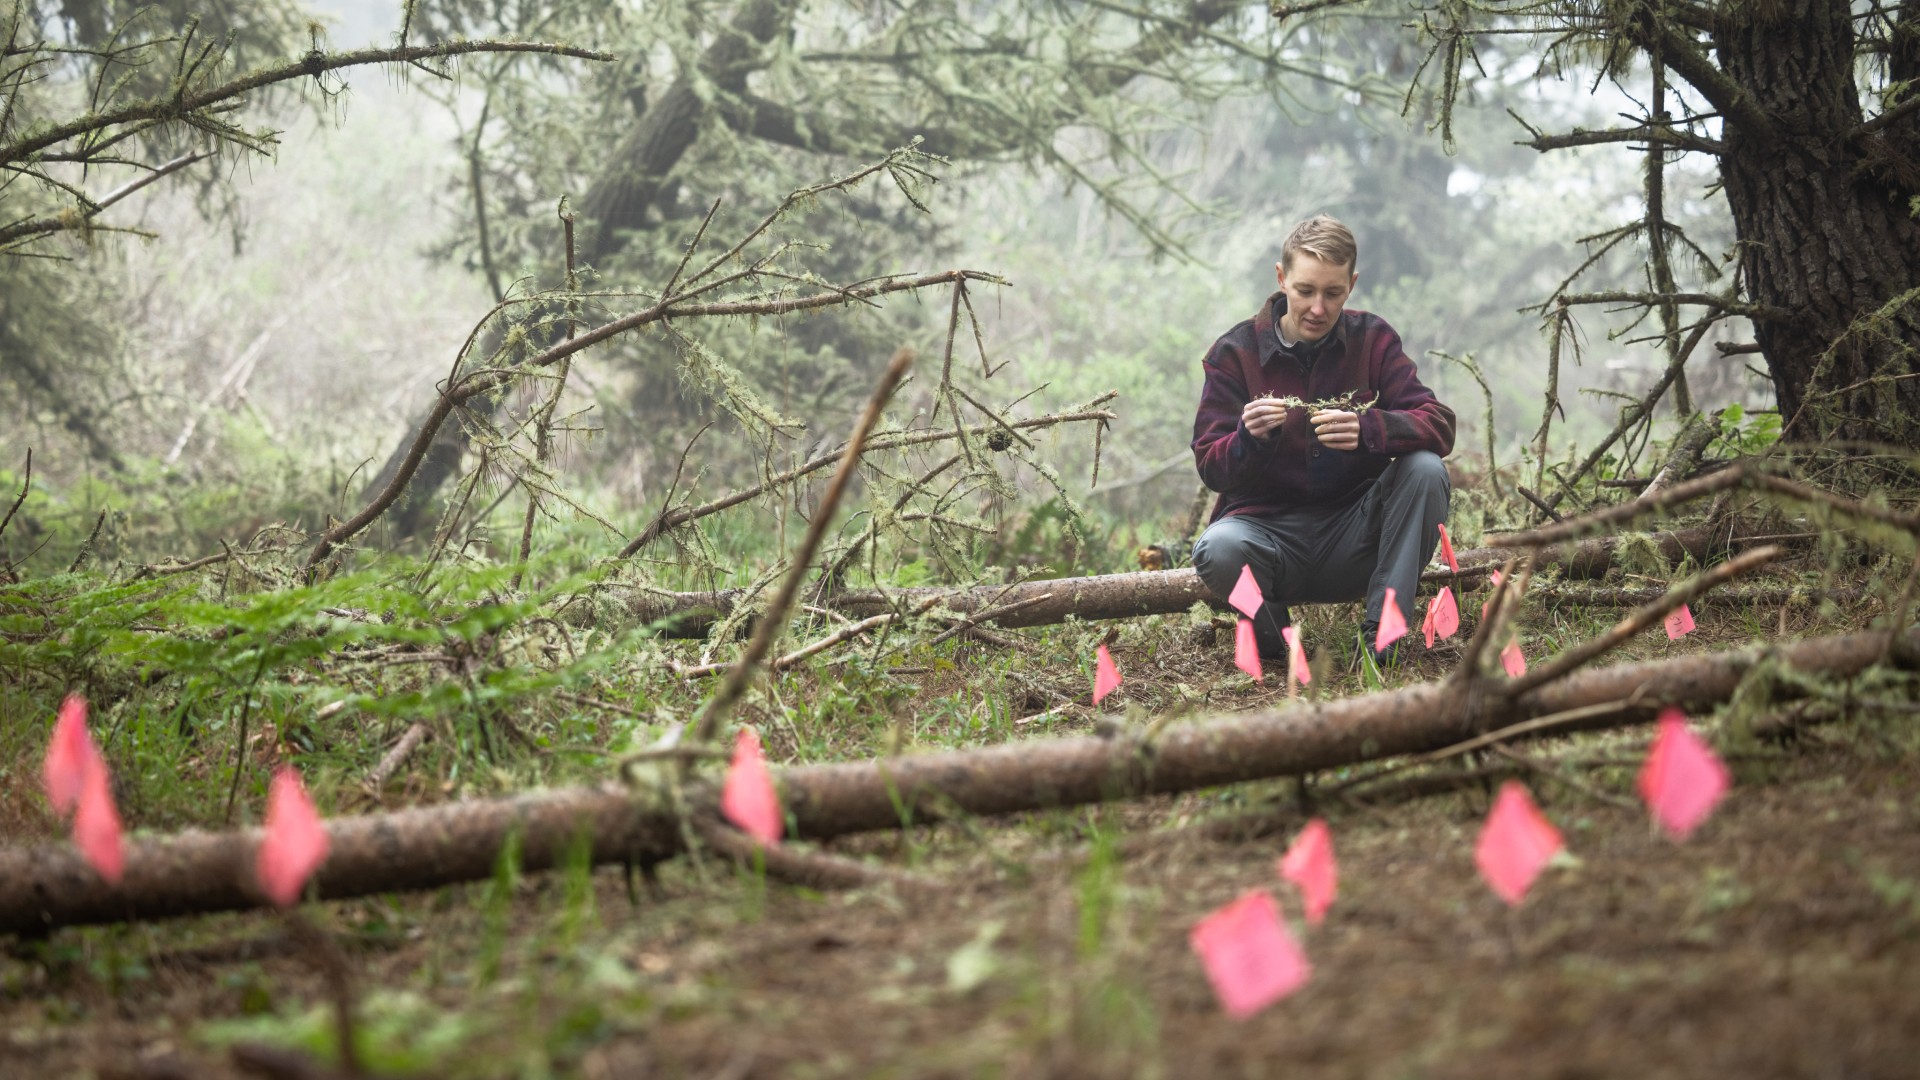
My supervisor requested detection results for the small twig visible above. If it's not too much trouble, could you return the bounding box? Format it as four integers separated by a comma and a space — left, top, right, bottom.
286, 910, 362, 1076
1505, 545, 1784, 697
691, 814, 928, 892
313, 269, 994, 570
662, 197, 723, 299
618, 402, 1111, 558
1338, 762, 1528, 811
0, 448, 32, 548
552, 689, 642, 720
1504, 465, 1749, 548
627, 420, 717, 551
925, 592, 1054, 648
621, 743, 729, 765
0, 151, 209, 249
1448, 557, 1523, 688
680, 612, 898, 680
130, 543, 281, 581
66, 509, 107, 573
1515, 485, 1564, 523
1490, 744, 1638, 810
511, 202, 578, 592
1542, 314, 1719, 514
364, 723, 431, 793
1640, 410, 1720, 499
1329, 696, 1644, 796
688, 348, 914, 750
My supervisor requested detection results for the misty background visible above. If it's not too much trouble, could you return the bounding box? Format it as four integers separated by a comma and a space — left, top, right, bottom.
3, 0, 1772, 571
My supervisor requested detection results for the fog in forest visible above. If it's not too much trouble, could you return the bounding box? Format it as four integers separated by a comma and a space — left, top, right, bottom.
4, 0, 1774, 566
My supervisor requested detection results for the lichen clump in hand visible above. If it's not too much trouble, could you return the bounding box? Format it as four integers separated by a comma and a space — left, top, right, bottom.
1257, 392, 1374, 414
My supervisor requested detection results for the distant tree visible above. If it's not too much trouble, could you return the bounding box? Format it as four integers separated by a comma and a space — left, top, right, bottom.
0, 0, 605, 470
360, 0, 1399, 534
1398, 0, 1920, 450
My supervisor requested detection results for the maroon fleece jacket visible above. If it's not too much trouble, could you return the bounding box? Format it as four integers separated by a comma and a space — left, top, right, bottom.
1191, 291, 1456, 522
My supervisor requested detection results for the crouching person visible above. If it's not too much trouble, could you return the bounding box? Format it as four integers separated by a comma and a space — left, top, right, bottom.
1189, 215, 1455, 666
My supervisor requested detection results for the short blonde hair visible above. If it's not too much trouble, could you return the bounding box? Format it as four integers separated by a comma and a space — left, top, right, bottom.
1281, 215, 1357, 273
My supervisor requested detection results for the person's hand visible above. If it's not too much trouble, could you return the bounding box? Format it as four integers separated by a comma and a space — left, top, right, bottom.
1242, 397, 1288, 440
1310, 409, 1360, 451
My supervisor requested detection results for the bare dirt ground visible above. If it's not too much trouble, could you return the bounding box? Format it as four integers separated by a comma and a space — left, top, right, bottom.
7, 689, 1920, 1077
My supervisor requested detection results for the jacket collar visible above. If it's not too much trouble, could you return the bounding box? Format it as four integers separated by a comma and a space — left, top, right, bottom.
1255, 290, 1347, 368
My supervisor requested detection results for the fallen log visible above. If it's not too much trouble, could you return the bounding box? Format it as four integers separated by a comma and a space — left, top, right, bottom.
2, 625, 1906, 934
621, 522, 1757, 637
1528, 585, 1864, 608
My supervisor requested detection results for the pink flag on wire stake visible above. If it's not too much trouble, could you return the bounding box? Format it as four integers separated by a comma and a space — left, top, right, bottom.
1093, 644, 1122, 705
1481, 571, 1501, 619
43, 694, 123, 883
44, 694, 100, 816
258, 766, 330, 908
1500, 640, 1527, 678
1282, 625, 1311, 688
1637, 707, 1731, 840
1228, 565, 1264, 620
1437, 523, 1459, 573
1427, 587, 1460, 643
73, 762, 124, 885
1664, 604, 1696, 640
1234, 619, 1264, 682
1279, 818, 1338, 925
1475, 781, 1564, 906
721, 727, 783, 847
1189, 890, 1312, 1019
1376, 588, 1407, 652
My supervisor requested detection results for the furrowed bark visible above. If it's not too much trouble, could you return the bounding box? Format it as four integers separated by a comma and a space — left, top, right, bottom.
2, 626, 1905, 934
620, 523, 1757, 636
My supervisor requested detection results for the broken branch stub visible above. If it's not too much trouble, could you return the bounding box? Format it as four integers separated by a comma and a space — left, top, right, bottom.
1, 626, 1906, 934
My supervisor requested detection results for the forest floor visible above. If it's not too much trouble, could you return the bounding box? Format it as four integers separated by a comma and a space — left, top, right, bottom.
4, 557, 1920, 1078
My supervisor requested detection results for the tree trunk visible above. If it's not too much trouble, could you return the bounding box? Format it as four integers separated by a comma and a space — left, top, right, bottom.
1714, 0, 1920, 442
619, 523, 1753, 636
1, 626, 1906, 933
360, 0, 800, 538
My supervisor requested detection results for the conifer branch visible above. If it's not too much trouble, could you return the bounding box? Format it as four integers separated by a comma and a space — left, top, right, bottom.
0, 40, 615, 167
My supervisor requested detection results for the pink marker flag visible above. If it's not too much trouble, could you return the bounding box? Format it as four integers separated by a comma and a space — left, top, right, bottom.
1664, 603, 1696, 640
721, 727, 783, 846
1436, 588, 1459, 638
1437, 523, 1459, 573
1228, 564, 1264, 619
1092, 644, 1123, 705
1489, 569, 1504, 589
1637, 707, 1731, 840
44, 694, 101, 816
1376, 588, 1408, 652
72, 762, 124, 885
1189, 890, 1312, 1019
1282, 625, 1311, 688
1475, 781, 1564, 906
1279, 818, 1338, 925
1500, 639, 1527, 678
1234, 618, 1264, 682
257, 766, 331, 908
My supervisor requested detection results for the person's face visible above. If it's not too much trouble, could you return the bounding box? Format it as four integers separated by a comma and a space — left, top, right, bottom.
1275, 252, 1358, 343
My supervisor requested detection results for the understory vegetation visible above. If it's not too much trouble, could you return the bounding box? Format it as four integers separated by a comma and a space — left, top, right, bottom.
5, 0, 1920, 1071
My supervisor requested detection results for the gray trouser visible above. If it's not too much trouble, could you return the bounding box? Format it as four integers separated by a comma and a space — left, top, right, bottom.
1192, 451, 1451, 650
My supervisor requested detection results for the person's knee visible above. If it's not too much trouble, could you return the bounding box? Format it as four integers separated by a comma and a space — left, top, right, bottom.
1396, 450, 1450, 493
1193, 520, 1256, 582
